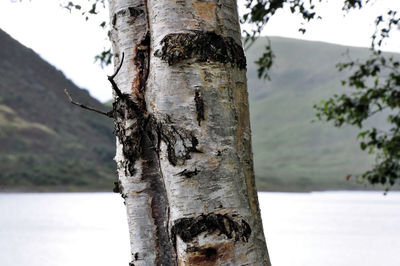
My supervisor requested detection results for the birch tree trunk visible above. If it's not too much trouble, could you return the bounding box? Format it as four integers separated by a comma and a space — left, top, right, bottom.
108, 0, 271, 265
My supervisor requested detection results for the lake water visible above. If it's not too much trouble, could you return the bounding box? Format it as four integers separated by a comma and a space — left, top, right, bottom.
0, 191, 399, 266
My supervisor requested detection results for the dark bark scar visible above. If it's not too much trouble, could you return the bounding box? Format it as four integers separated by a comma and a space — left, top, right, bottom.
175, 168, 200, 178
171, 213, 251, 249
156, 31, 246, 69
195, 89, 205, 126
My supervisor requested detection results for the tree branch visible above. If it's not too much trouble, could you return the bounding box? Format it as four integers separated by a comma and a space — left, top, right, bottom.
108, 52, 124, 98
64, 89, 112, 118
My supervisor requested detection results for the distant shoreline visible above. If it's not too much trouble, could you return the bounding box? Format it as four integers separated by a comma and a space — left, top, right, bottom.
0, 186, 396, 193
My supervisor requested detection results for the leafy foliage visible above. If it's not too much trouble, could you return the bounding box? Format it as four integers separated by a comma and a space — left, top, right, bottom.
315, 50, 400, 188
62, 0, 105, 21
62, 0, 112, 67
315, 5, 400, 189
94, 48, 112, 68
254, 39, 274, 79
242, 0, 324, 78
241, 0, 321, 35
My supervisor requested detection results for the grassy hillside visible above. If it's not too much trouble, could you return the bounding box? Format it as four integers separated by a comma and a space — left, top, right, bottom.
246, 37, 390, 191
0, 28, 115, 191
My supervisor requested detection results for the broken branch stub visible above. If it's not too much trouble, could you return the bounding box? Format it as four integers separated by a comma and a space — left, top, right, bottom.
64, 89, 112, 118
108, 52, 125, 98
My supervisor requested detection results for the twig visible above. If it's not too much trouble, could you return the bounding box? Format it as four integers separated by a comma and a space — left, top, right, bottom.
108, 52, 125, 98
64, 53, 125, 118
64, 89, 112, 118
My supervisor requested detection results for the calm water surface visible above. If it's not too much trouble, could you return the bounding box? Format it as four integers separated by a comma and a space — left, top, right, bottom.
0, 191, 399, 266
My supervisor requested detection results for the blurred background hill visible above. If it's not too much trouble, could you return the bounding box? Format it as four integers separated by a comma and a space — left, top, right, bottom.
247, 37, 383, 191
0, 28, 389, 191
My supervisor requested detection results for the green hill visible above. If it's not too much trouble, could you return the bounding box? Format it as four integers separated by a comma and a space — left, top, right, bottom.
247, 37, 390, 191
0, 28, 115, 191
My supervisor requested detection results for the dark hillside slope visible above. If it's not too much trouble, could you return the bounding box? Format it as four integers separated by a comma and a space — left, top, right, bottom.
0, 28, 115, 191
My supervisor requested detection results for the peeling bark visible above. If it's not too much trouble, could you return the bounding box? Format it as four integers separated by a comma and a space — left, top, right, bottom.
171, 213, 251, 247
107, 0, 271, 265
156, 31, 246, 69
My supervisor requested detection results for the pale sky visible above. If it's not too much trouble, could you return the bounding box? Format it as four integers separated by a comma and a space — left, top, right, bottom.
0, 0, 399, 102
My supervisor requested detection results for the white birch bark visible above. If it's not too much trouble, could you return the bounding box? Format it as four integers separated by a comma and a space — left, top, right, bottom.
108, 0, 271, 265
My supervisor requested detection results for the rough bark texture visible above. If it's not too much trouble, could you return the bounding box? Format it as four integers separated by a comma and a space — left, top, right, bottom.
108, 0, 271, 265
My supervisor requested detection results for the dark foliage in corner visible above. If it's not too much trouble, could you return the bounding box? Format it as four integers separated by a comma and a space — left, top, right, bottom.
315, 49, 400, 189
315, 4, 400, 190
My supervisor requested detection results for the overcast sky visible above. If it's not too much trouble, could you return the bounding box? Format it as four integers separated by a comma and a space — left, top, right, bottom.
0, 0, 399, 102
